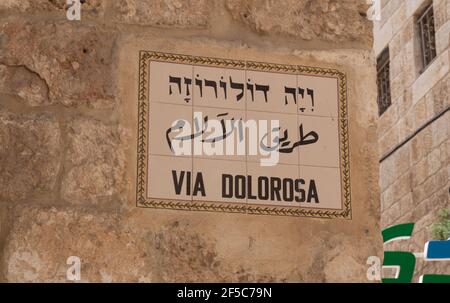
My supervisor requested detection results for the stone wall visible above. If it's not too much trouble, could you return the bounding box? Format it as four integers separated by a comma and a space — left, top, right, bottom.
374, 0, 449, 280
0, 0, 381, 282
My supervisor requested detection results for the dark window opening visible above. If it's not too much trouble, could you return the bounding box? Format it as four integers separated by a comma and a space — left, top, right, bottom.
417, 3, 437, 72
376, 47, 391, 116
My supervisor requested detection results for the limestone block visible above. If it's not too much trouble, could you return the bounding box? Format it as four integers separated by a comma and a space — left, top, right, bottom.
412, 50, 449, 105
397, 113, 414, 142
430, 72, 449, 114
377, 102, 398, 136
373, 16, 393, 56
434, 0, 448, 31
0, 112, 61, 202
2, 206, 150, 282
394, 143, 411, 177
381, 185, 395, 212
2, 206, 370, 282
0, 0, 105, 18
435, 20, 450, 56
379, 124, 399, 157
61, 118, 127, 204
397, 90, 413, 117
392, 171, 412, 202
0, 18, 118, 108
0, 64, 49, 106
431, 111, 449, 148
411, 127, 433, 164
412, 157, 430, 187
111, 0, 211, 28
389, 33, 403, 60
225, 0, 372, 47
379, 155, 396, 191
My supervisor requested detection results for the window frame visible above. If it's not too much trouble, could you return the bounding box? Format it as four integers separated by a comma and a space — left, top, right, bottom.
376, 47, 392, 116
416, 3, 437, 73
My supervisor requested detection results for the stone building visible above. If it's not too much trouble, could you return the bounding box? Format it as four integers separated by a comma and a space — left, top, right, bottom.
0, 0, 381, 282
374, 0, 449, 279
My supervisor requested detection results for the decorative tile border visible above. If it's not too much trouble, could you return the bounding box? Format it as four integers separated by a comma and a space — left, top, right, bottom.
136, 51, 351, 219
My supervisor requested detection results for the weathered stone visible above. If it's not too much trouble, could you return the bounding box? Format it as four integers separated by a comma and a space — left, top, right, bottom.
390, 52, 403, 79
0, 0, 105, 18
0, 0, 382, 283
0, 18, 118, 108
434, 0, 447, 31
394, 143, 411, 177
61, 118, 126, 204
378, 124, 399, 157
397, 113, 414, 142
2, 206, 150, 282
389, 33, 403, 60
112, 0, 210, 28
0, 112, 61, 202
399, 192, 413, 215
384, 201, 401, 228
392, 171, 412, 202
411, 49, 449, 104
431, 74, 449, 114
0, 64, 49, 106
401, 40, 417, 88
431, 111, 449, 148
427, 148, 442, 176
411, 157, 430, 187
377, 102, 398, 136
389, 1, 406, 35
3, 206, 321, 282
381, 185, 395, 212
225, 0, 373, 47
412, 96, 430, 130
397, 90, 412, 117
373, 16, 393, 56
390, 72, 403, 101
379, 155, 395, 191
411, 127, 433, 164
380, 0, 402, 24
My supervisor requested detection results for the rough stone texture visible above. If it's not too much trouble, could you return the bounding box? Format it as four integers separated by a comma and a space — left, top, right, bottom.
2, 206, 150, 282
0, 18, 118, 108
0, 1, 381, 282
226, 0, 373, 47
112, 0, 211, 28
1, 206, 370, 282
0, 112, 61, 202
61, 118, 127, 205
0, 0, 105, 18
0, 64, 49, 106
376, 0, 450, 282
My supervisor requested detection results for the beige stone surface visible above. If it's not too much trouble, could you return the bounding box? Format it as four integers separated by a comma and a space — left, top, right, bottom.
0, 1, 381, 282
0, 0, 105, 18
112, 0, 211, 28
0, 112, 61, 202
0, 18, 118, 108
61, 117, 127, 205
0, 64, 49, 106
2, 205, 378, 282
2, 206, 150, 282
225, 0, 372, 47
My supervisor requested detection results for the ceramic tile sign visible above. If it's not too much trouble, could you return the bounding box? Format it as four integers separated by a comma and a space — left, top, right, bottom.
137, 51, 351, 219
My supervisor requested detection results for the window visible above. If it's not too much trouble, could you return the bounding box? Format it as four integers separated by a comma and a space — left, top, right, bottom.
417, 3, 437, 71
376, 47, 391, 116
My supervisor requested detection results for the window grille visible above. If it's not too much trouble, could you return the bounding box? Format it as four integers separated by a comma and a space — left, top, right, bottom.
376, 48, 391, 116
417, 3, 437, 71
